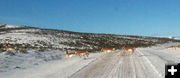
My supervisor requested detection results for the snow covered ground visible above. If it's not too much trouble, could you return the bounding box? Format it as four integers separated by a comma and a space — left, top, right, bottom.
0, 50, 104, 78
0, 42, 180, 78
0, 50, 64, 73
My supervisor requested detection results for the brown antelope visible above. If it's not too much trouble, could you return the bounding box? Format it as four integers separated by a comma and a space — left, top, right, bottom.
3, 44, 16, 56
64, 50, 77, 58
101, 48, 115, 53
122, 46, 135, 55
76, 51, 89, 58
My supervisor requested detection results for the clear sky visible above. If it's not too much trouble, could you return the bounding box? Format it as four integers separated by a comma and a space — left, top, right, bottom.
0, 0, 180, 36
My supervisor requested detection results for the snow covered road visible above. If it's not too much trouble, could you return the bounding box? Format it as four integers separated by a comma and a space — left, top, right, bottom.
71, 48, 180, 78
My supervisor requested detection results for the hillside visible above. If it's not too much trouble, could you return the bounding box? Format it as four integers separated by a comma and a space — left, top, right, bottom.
0, 24, 179, 52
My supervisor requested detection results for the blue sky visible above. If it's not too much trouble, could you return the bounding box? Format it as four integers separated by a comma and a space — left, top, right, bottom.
0, 0, 180, 36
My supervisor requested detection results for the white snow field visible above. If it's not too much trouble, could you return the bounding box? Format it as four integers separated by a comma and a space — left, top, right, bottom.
0, 43, 180, 78
0, 50, 104, 78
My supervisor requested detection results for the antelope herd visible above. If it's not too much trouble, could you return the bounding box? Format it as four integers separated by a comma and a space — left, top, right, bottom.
1, 42, 180, 58
1, 43, 136, 57
64, 46, 136, 59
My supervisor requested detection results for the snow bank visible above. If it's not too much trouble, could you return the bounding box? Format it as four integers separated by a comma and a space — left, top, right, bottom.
0, 50, 64, 72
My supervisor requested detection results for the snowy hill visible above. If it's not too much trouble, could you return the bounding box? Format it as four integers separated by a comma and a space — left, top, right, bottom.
0, 24, 179, 52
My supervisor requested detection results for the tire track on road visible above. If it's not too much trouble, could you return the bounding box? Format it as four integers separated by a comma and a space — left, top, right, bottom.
136, 49, 163, 78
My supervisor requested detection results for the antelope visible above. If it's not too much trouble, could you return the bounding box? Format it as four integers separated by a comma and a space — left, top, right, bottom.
76, 51, 89, 58
101, 48, 115, 53
3, 44, 16, 56
64, 50, 77, 58
122, 46, 135, 55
